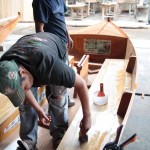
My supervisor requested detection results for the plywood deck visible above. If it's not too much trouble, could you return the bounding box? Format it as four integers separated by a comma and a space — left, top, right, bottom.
57, 59, 129, 150
0, 59, 132, 150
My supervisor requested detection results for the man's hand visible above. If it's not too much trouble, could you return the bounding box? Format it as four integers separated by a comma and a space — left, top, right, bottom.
67, 35, 74, 49
24, 89, 51, 125
80, 115, 92, 135
79, 115, 92, 142
37, 108, 51, 125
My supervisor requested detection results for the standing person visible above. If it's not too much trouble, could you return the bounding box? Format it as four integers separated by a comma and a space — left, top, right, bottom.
32, 0, 75, 105
0, 32, 91, 150
32, 0, 73, 49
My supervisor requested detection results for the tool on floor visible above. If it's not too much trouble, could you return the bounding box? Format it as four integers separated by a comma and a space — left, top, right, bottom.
135, 92, 150, 99
103, 125, 137, 150
16, 140, 29, 150
93, 83, 108, 105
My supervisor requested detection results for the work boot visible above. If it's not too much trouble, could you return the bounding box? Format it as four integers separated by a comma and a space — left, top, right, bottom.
51, 127, 67, 150
17, 140, 38, 150
53, 138, 62, 150
16, 140, 29, 150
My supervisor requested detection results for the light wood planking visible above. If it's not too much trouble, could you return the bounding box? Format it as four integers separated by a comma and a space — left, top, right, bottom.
57, 59, 130, 150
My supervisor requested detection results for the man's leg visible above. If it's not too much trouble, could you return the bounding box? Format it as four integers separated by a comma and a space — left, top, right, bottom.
19, 87, 38, 150
47, 85, 75, 107
47, 85, 68, 149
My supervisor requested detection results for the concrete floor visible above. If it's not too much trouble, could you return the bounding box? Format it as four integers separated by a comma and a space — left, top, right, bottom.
119, 30, 150, 150
0, 12, 150, 150
65, 12, 150, 29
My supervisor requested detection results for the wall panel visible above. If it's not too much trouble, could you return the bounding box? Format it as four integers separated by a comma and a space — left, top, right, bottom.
0, 0, 33, 22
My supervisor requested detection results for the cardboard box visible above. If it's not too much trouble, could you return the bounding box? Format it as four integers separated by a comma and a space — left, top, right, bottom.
0, 86, 47, 142
0, 93, 20, 142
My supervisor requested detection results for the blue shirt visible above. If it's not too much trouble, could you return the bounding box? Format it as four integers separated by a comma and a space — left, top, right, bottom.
32, 0, 68, 43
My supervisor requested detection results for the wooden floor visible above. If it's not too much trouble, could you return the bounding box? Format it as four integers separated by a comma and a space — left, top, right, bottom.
0, 74, 97, 150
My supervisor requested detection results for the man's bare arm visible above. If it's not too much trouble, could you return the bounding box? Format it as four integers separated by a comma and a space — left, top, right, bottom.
73, 73, 92, 132
25, 89, 50, 123
66, 30, 74, 49
34, 20, 44, 32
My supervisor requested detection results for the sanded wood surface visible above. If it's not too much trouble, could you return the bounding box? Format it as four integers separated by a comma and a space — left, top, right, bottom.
57, 59, 130, 150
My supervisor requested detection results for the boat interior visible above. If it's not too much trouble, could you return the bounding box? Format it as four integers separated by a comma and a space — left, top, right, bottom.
0, 18, 138, 150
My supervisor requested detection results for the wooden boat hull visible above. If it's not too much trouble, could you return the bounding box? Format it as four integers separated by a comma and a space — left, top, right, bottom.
0, 12, 21, 45
58, 19, 138, 150
69, 20, 136, 63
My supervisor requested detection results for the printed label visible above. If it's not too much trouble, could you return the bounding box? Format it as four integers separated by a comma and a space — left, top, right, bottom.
4, 115, 20, 133
84, 39, 111, 54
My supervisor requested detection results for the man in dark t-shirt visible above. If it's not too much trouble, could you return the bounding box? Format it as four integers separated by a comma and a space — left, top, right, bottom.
0, 33, 91, 149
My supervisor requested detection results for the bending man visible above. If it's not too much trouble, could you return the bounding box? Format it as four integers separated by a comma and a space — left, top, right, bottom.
0, 32, 91, 150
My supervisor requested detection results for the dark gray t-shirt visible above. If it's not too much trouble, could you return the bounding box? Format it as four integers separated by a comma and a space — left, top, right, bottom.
1, 32, 75, 87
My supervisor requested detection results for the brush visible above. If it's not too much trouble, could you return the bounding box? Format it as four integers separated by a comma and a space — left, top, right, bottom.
97, 83, 105, 97
93, 83, 108, 106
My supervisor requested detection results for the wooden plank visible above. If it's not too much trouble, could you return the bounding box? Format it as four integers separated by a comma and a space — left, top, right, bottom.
0, 12, 21, 44
58, 59, 129, 150
117, 91, 132, 118
126, 56, 136, 73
